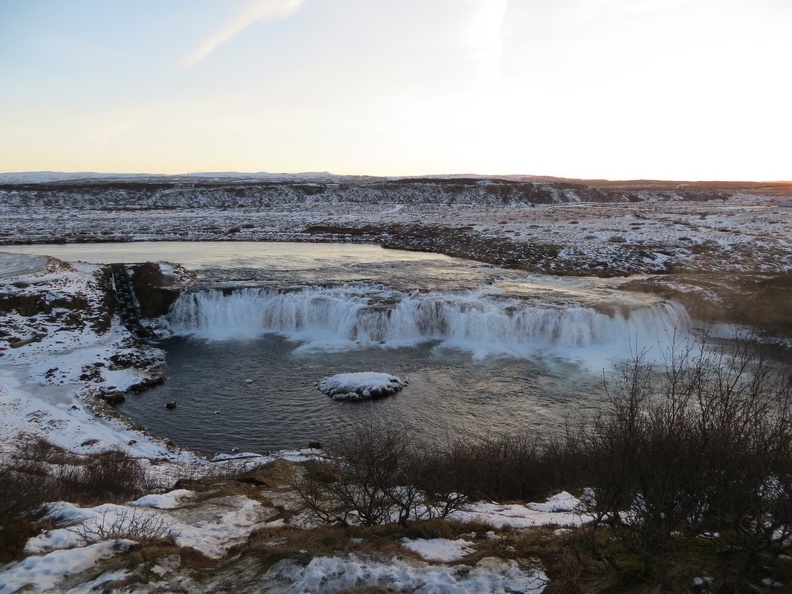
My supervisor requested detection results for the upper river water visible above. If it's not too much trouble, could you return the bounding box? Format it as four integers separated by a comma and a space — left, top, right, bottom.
4, 242, 693, 454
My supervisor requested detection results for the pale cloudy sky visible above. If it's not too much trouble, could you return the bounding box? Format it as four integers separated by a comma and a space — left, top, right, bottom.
1, 0, 790, 180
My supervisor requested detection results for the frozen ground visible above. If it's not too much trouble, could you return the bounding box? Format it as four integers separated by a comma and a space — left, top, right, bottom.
0, 483, 579, 593
0, 253, 49, 277
0, 255, 180, 460
1, 174, 791, 277
0, 254, 320, 467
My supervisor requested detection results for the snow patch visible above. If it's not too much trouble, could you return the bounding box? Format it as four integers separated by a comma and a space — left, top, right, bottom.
131, 489, 196, 509
526, 490, 579, 513
260, 554, 547, 593
28, 495, 274, 559
401, 537, 476, 562
0, 540, 133, 594
0, 252, 49, 277
453, 491, 589, 529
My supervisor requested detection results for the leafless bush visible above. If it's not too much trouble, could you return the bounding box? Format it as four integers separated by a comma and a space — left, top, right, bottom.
59, 449, 147, 503
0, 444, 146, 560
294, 423, 575, 527
0, 454, 52, 520
0, 443, 147, 519
295, 424, 409, 526
402, 449, 469, 521
294, 424, 468, 527
576, 335, 792, 585
21, 437, 81, 466
0, 454, 53, 561
435, 433, 553, 502
68, 507, 180, 544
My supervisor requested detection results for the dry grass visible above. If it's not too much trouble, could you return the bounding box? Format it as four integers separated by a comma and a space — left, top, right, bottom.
621, 271, 792, 336
59, 541, 218, 593
173, 459, 302, 509
0, 517, 52, 564
246, 524, 400, 568
123, 541, 216, 572
243, 518, 498, 573
0, 438, 151, 562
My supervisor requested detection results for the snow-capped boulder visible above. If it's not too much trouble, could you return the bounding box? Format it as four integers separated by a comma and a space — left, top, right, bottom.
316, 372, 409, 402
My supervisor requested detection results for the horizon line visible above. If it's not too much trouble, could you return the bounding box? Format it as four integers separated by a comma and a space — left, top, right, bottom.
1, 170, 790, 185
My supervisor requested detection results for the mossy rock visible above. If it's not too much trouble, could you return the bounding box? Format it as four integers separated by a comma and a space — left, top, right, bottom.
130, 262, 182, 318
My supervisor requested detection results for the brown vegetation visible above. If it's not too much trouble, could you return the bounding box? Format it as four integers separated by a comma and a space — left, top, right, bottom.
0, 439, 150, 561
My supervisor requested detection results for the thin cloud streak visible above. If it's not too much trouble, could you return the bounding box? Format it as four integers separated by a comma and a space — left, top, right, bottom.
184, 0, 306, 67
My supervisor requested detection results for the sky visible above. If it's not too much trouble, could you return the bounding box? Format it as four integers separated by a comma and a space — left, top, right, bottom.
1, 0, 790, 181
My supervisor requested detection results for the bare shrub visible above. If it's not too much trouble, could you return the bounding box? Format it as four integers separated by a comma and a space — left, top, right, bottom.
296, 424, 409, 526
0, 454, 52, 520
544, 419, 588, 492
0, 443, 147, 521
294, 425, 570, 528
54, 449, 147, 504
446, 433, 552, 502
22, 437, 81, 466
575, 335, 792, 586
68, 507, 180, 544
0, 444, 143, 560
294, 424, 468, 527
402, 448, 469, 521
83, 449, 146, 500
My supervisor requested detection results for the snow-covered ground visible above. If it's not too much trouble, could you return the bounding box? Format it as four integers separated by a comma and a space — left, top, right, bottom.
256, 554, 548, 594
0, 485, 581, 593
0, 253, 320, 467
0, 255, 175, 458
0, 253, 50, 277
1, 175, 790, 276
3, 175, 791, 338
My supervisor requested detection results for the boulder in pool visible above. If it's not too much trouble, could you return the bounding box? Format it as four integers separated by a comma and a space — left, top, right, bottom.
316, 372, 409, 402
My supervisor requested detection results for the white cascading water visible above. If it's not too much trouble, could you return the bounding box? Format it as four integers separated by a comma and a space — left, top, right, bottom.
165, 285, 692, 364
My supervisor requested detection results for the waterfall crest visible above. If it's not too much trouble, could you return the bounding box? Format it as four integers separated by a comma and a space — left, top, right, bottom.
165, 285, 692, 360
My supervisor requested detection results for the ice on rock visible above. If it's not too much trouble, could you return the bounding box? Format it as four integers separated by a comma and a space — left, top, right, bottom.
316, 372, 409, 401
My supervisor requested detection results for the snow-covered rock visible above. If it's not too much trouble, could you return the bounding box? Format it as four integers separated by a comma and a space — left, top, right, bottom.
130, 489, 195, 509
316, 372, 409, 401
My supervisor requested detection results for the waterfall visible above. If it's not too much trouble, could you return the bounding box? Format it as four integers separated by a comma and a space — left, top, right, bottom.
165, 284, 692, 362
